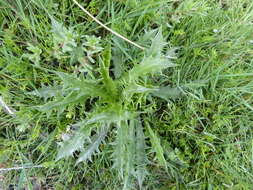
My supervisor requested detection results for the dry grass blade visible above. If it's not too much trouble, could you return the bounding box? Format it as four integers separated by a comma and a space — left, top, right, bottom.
72, 0, 145, 50
0, 96, 16, 116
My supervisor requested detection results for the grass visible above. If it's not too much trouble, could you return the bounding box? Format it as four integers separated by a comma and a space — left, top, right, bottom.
0, 0, 253, 189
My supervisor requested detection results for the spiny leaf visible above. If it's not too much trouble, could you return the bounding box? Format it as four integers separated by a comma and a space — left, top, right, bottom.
56, 72, 78, 87
70, 46, 85, 64
112, 122, 127, 178
56, 72, 91, 90
70, 108, 133, 133
36, 91, 87, 113
27, 85, 63, 101
147, 28, 167, 57
34, 71, 106, 115
123, 120, 136, 190
56, 133, 86, 160
146, 122, 167, 169
123, 83, 157, 96
119, 29, 175, 83
152, 86, 183, 101
76, 126, 108, 163
151, 80, 208, 101
51, 18, 77, 53
56, 72, 103, 97
56, 124, 94, 160
134, 119, 148, 189
23, 43, 42, 65
123, 56, 176, 82
86, 109, 133, 125
113, 120, 145, 190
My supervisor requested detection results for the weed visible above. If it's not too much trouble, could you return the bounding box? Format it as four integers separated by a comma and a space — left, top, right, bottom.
0, 0, 253, 189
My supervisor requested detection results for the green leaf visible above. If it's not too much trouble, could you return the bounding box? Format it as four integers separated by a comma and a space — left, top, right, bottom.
83, 35, 103, 63
51, 18, 77, 53
152, 80, 208, 101
56, 72, 103, 97
100, 45, 118, 99
112, 47, 124, 79
147, 28, 167, 57
123, 83, 157, 95
122, 82, 158, 102
76, 126, 108, 163
56, 124, 94, 160
56, 72, 85, 90
113, 121, 128, 179
36, 91, 87, 113
152, 86, 182, 101
70, 46, 85, 64
34, 71, 106, 115
123, 56, 176, 83
88, 108, 133, 124
134, 119, 148, 189
147, 122, 167, 169
56, 132, 86, 160
119, 29, 176, 84
23, 43, 42, 65
113, 119, 148, 189
123, 120, 136, 190
28, 85, 63, 101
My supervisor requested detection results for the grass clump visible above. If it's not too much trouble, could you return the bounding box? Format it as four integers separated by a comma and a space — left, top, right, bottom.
0, 0, 253, 189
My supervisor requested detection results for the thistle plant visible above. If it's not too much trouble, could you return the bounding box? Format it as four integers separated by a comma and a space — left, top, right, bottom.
2, 0, 253, 189
30, 20, 177, 189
